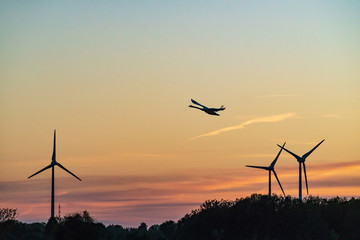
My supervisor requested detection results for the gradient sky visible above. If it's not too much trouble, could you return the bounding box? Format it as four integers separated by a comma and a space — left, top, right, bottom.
1, 1, 359, 227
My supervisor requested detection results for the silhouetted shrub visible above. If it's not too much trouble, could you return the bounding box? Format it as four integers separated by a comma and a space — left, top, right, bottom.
0, 208, 17, 222
53, 211, 107, 240
107, 224, 128, 240
159, 220, 176, 240
0, 220, 46, 240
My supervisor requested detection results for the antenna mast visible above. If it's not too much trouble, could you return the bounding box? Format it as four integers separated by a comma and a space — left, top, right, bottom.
58, 203, 61, 218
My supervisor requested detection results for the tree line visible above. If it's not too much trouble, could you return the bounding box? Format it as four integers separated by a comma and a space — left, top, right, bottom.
1, 194, 360, 240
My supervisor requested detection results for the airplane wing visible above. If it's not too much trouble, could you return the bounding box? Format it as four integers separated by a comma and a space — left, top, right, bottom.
191, 99, 207, 108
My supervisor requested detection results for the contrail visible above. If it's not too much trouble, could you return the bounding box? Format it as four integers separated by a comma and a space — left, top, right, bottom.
188, 112, 296, 141
256, 94, 296, 98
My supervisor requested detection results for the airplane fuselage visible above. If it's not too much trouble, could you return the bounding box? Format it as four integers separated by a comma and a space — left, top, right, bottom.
204, 109, 219, 116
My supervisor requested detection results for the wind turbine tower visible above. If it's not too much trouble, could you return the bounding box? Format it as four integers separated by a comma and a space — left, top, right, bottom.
246, 142, 286, 197
28, 130, 81, 218
278, 139, 325, 201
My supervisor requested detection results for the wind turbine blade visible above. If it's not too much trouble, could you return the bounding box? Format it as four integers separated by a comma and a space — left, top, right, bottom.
191, 99, 206, 108
245, 165, 269, 170
56, 162, 81, 181
277, 144, 302, 162
303, 162, 309, 195
302, 139, 325, 160
272, 170, 285, 196
271, 142, 286, 167
52, 130, 56, 162
28, 164, 52, 179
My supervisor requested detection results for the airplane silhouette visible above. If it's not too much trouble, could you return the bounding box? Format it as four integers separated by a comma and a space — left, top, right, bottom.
188, 99, 225, 116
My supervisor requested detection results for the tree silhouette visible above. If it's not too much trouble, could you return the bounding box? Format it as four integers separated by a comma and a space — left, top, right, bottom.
53, 211, 107, 240
159, 220, 176, 240
175, 194, 351, 240
0, 208, 17, 222
1, 195, 360, 240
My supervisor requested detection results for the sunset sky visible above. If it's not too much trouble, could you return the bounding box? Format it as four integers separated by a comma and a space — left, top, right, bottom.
1, 1, 359, 227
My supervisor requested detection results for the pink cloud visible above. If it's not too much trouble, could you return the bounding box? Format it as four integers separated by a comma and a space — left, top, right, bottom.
1, 160, 360, 226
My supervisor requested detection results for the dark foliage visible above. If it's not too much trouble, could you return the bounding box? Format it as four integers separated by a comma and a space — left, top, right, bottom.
1, 195, 359, 240
0, 208, 18, 222
53, 211, 108, 240
0, 220, 46, 240
175, 194, 360, 240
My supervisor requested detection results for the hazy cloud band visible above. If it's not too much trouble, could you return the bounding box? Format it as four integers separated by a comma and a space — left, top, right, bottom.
189, 113, 296, 141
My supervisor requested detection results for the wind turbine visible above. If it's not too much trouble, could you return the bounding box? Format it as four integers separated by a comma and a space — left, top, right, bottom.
277, 139, 325, 201
28, 130, 81, 218
246, 142, 286, 197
